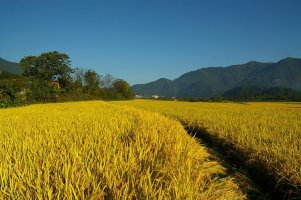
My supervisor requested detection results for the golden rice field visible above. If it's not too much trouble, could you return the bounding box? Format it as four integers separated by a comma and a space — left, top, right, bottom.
0, 101, 245, 199
113, 100, 301, 196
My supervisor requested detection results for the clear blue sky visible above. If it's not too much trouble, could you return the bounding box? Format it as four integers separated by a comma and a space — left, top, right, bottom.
1, 0, 301, 85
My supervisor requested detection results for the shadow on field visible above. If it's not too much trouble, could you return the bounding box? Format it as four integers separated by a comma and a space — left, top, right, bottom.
183, 124, 301, 200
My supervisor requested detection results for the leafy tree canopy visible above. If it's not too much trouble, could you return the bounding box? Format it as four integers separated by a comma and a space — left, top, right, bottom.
112, 79, 133, 99
20, 51, 73, 86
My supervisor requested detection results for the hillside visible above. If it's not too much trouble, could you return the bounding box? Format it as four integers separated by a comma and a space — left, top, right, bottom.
132, 58, 301, 98
240, 57, 301, 90
0, 57, 22, 75
132, 78, 178, 97
223, 85, 301, 101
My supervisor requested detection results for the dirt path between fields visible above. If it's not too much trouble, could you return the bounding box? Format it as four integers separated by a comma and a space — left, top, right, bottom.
182, 124, 300, 200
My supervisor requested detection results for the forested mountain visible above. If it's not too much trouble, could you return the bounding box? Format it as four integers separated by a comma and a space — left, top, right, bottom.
132, 58, 301, 98
0, 57, 23, 75
131, 78, 178, 97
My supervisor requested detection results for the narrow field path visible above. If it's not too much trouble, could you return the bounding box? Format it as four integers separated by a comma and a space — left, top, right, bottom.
180, 124, 266, 200
183, 124, 300, 200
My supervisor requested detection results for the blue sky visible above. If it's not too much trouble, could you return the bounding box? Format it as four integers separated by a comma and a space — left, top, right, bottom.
1, 0, 301, 85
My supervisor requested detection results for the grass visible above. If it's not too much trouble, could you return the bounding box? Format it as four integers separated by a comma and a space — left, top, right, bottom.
112, 100, 301, 198
0, 101, 245, 199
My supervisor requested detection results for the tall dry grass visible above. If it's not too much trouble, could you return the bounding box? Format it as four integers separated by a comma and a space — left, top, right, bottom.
0, 101, 244, 199
113, 100, 301, 195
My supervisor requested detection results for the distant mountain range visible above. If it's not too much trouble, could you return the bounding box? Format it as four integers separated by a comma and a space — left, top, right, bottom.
0, 57, 22, 75
132, 57, 301, 98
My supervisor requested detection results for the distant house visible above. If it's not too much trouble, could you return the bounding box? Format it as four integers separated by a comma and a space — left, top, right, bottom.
152, 95, 159, 99
135, 94, 143, 99
49, 81, 60, 88
19, 89, 27, 100
19, 89, 26, 95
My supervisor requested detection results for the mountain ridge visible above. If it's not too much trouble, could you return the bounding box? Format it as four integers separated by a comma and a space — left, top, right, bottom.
132, 57, 301, 98
0, 57, 23, 75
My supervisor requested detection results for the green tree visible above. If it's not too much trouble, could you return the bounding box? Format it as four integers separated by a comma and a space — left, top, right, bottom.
101, 74, 115, 89
26, 80, 60, 103
20, 51, 74, 87
112, 79, 133, 99
0, 78, 28, 107
84, 69, 101, 95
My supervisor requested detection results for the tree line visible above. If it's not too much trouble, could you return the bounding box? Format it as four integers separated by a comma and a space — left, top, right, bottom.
0, 51, 133, 107
222, 85, 301, 101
